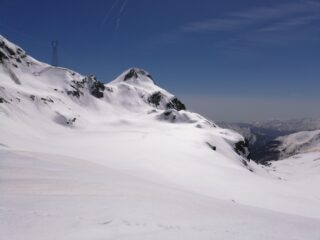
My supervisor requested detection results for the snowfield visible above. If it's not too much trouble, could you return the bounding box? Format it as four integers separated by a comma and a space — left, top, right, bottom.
1, 35, 320, 239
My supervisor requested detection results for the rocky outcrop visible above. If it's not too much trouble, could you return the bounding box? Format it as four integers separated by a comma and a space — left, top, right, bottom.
234, 139, 250, 159
148, 91, 163, 107
67, 75, 105, 99
123, 68, 153, 81
87, 75, 105, 98
0, 38, 27, 65
166, 97, 186, 111
148, 91, 186, 111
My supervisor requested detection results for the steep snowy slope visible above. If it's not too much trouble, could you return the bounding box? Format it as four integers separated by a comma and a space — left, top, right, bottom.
1, 35, 320, 240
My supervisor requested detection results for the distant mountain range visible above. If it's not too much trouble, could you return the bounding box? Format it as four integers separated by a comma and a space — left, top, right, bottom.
219, 119, 320, 163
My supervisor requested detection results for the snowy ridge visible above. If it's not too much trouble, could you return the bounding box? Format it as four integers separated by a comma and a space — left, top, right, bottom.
1, 35, 320, 240
276, 130, 320, 159
0, 35, 243, 153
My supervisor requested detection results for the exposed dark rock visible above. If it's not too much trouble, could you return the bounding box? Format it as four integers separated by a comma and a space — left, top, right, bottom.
4, 45, 15, 56
67, 79, 85, 98
166, 97, 186, 111
124, 69, 139, 81
16, 48, 23, 54
242, 159, 248, 166
41, 97, 54, 104
67, 90, 82, 98
88, 75, 105, 99
234, 139, 250, 159
206, 142, 216, 151
67, 75, 105, 99
146, 73, 153, 80
0, 49, 8, 63
163, 110, 172, 116
148, 91, 163, 106
123, 68, 153, 81
161, 110, 177, 122
30, 95, 35, 101
0, 97, 9, 103
66, 117, 77, 125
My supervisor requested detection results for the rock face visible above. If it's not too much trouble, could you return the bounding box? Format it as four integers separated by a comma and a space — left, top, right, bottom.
148, 92, 186, 111
67, 75, 105, 99
0, 97, 9, 103
148, 91, 164, 107
166, 97, 186, 111
87, 75, 105, 98
0, 37, 27, 65
234, 139, 251, 159
123, 68, 153, 82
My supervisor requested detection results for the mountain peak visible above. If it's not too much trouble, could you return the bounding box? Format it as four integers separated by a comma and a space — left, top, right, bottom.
124, 68, 153, 81
112, 67, 155, 85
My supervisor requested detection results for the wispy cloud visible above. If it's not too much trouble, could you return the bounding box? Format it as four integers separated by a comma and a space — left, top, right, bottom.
180, 1, 320, 33
259, 15, 320, 32
101, 0, 121, 27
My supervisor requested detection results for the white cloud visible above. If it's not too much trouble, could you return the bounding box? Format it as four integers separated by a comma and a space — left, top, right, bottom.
180, 1, 320, 33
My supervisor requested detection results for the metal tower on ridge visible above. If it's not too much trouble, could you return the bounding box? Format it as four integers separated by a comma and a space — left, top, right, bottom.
51, 40, 59, 67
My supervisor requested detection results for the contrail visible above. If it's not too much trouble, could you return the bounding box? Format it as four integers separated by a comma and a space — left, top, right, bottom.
101, 0, 121, 26
120, 0, 128, 13
115, 0, 129, 32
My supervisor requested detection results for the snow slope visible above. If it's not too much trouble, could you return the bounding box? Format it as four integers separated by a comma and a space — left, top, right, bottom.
1, 35, 320, 240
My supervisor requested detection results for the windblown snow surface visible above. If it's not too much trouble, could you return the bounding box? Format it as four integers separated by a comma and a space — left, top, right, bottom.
1, 35, 320, 240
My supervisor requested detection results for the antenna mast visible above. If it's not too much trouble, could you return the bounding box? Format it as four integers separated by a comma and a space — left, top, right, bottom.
51, 40, 59, 66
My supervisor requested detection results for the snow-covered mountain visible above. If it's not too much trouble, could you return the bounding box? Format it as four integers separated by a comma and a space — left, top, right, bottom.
261, 129, 320, 161
1, 35, 320, 240
0, 35, 249, 165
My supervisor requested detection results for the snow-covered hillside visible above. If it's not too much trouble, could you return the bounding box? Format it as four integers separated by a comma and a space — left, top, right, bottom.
274, 130, 320, 159
1, 35, 320, 240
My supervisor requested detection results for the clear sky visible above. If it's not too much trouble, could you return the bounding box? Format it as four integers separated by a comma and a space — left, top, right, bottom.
1, 0, 320, 122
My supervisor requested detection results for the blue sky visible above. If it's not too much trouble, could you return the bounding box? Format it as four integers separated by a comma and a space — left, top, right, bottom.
1, 0, 320, 122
